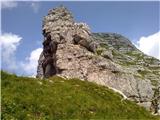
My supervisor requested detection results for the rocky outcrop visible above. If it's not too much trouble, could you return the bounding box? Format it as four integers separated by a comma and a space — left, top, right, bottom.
37, 6, 160, 114
37, 6, 98, 79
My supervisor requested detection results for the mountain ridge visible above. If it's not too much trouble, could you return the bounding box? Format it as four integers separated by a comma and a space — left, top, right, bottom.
36, 6, 160, 114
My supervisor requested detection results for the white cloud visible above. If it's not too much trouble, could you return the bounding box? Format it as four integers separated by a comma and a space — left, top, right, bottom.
30, 2, 40, 13
0, 33, 22, 71
0, 32, 42, 76
1, 1, 18, 9
136, 31, 160, 60
1, 1, 40, 13
20, 48, 42, 76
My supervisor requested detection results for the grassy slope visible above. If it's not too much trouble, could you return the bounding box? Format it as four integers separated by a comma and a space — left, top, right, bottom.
1, 71, 159, 120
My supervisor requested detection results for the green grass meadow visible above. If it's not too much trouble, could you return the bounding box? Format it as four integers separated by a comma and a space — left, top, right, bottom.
1, 71, 159, 120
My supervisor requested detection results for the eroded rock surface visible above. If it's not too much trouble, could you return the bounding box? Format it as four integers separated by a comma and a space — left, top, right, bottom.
37, 6, 160, 114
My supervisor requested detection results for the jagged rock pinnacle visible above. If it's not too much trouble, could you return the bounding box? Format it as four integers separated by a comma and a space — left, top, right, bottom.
42, 6, 91, 44
42, 6, 74, 33
37, 6, 96, 78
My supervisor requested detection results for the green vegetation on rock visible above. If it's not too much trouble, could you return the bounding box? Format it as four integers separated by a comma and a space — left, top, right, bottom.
96, 47, 105, 56
1, 71, 159, 120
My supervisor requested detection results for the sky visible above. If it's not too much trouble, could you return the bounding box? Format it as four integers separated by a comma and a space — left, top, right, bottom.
0, 1, 160, 76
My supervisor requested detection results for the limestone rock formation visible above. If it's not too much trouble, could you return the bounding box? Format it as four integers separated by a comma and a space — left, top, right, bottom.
37, 6, 160, 114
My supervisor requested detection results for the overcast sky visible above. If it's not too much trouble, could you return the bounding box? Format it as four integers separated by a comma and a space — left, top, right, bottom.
1, 1, 160, 76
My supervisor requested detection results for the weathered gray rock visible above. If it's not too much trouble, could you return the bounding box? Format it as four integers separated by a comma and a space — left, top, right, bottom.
136, 79, 154, 102
138, 102, 152, 111
101, 50, 113, 60
36, 52, 44, 79
37, 6, 160, 114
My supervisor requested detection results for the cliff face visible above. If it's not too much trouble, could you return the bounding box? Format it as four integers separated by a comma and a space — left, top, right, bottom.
37, 6, 160, 114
